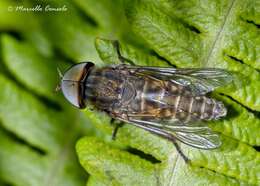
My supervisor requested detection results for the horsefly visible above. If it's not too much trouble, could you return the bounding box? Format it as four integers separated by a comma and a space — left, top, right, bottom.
56, 42, 232, 162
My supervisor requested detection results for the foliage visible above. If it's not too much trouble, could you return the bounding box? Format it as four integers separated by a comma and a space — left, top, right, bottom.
0, 0, 259, 186
78, 0, 260, 185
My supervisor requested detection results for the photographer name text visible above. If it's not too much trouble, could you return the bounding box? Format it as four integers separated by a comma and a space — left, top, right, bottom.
8, 5, 68, 12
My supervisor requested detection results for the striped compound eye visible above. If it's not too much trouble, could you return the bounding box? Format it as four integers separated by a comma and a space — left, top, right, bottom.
61, 62, 94, 109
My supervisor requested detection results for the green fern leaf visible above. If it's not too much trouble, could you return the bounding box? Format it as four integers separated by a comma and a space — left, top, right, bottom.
76, 0, 260, 185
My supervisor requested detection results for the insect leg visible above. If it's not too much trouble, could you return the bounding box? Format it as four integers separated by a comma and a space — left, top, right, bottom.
110, 118, 124, 140
112, 123, 122, 140
117, 117, 190, 163
113, 40, 135, 65
171, 139, 190, 164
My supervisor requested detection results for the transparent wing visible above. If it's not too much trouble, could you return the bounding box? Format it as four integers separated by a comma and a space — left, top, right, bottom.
123, 65, 233, 95
128, 116, 210, 132
116, 114, 221, 149
173, 131, 221, 149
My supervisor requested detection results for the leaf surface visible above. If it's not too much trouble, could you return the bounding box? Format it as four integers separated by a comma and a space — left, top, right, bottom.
78, 9, 260, 183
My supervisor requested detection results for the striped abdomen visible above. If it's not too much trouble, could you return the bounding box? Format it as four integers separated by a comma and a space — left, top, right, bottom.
166, 95, 227, 123
128, 76, 227, 123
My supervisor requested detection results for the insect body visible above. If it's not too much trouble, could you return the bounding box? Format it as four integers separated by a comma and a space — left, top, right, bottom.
85, 66, 227, 122
59, 60, 232, 162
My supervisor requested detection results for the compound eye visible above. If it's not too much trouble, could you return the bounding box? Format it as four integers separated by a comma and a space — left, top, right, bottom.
61, 80, 83, 108
60, 62, 94, 108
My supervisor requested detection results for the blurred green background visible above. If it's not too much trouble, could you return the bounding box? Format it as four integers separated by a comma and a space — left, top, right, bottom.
0, 0, 260, 186
0, 0, 135, 185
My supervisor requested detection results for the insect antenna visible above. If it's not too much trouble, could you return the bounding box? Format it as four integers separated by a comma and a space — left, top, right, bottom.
57, 67, 63, 78
54, 67, 63, 93
55, 84, 61, 92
